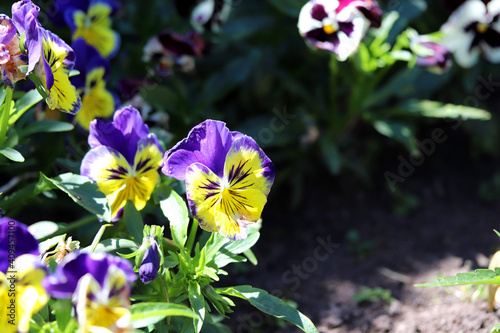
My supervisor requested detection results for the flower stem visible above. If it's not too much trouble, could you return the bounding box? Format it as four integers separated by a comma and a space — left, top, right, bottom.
0, 87, 13, 146
39, 215, 98, 242
90, 223, 112, 252
186, 218, 199, 254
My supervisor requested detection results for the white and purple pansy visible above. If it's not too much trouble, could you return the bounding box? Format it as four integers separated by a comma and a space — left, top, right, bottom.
441, 0, 500, 67
298, 0, 380, 61
162, 120, 275, 241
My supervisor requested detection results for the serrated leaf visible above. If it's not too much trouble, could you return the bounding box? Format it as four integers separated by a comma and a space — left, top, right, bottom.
399, 100, 492, 120
0, 146, 24, 162
160, 188, 189, 249
131, 302, 196, 328
48, 173, 111, 221
80, 238, 139, 253
416, 268, 500, 287
218, 285, 318, 333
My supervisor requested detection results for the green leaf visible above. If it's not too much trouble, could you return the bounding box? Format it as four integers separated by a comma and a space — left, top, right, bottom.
373, 120, 419, 155
21, 120, 74, 137
398, 100, 492, 120
267, 0, 304, 17
416, 268, 500, 287
160, 188, 189, 249
189, 281, 205, 333
131, 302, 196, 328
80, 238, 139, 253
53, 299, 73, 331
48, 173, 112, 221
124, 200, 144, 243
218, 285, 318, 333
214, 232, 260, 268
0, 146, 24, 162
320, 140, 341, 175
490, 323, 500, 333
38, 234, 65, 255
28, 221, 59, 239
205, 233, 230, 262
9, 89, 43, 125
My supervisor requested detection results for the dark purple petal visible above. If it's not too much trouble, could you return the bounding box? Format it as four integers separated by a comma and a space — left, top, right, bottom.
311, 4, 329, 21
0, 218, 39, 273
88, 106, 149, 164
339, 21, 355, 36
157, 30, 205, 57
43, 252, 136, 299
162, 120, 234, 180
138, 239, 160, 284
0, 15, 16, 46
71, 38, 109, 89
305, 27, 341, 53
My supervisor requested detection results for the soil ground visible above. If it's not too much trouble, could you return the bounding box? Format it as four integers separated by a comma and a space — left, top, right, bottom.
222, 141, 500, 332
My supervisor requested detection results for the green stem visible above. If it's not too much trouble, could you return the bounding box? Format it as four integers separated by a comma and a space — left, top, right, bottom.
160, 273, 171, 326
39, 215, 98, 242
0, 87, 13, 146
90, 223, 112, 252
185, 218, 199, 254
329, 54, 338, 127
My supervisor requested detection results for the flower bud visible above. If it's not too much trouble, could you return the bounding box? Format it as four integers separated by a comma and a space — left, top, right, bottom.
411, 35, 452, 74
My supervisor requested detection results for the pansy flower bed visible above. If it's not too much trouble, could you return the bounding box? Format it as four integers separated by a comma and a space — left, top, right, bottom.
2, 0, 500, 332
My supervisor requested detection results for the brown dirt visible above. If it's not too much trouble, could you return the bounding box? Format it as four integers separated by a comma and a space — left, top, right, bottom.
222, 153, 500, 332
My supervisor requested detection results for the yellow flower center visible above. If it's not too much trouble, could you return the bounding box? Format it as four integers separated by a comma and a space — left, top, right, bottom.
477, 22, 488, 34
323, 24, 336, 35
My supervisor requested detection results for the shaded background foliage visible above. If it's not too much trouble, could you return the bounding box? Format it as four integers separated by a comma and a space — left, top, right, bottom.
1, 0, 500, 249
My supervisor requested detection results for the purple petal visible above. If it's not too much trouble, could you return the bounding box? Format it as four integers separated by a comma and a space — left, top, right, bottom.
0, 218, 39, 273
311, 4, 328, 21
162, 119, 233, 180
138, 239, 160, 284
71, 38, 109, 89
88, 106, 149, 164
43, 252, 136, 299
0, 15, 16, 46
12, 0, 43, 74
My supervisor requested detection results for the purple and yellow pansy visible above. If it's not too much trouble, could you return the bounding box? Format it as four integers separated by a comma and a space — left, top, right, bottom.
71, 38, 115, 130
81, 106, 164, 220
63, 0, 120, 58
0, 219, 48, 333
43, 252, 136, 332
163, 120, 275, 241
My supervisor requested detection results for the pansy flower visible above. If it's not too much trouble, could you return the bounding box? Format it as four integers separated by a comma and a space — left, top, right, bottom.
3, 0, 81, 114
0, 14, 28, 88
298, 0, 381, 61
0, 219, 48, 333
11, 0, 43, 74
71, 38, 114, 130
441, 0, 500, 67
34, 29, 81, 114
143, 30, 205, 76
410, 35, 453, 74
190, 0, 233, 33
43, 252, 136, 332
64, 0, 120, 58
162, 120, 275, 240
81, 106, 164, 220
